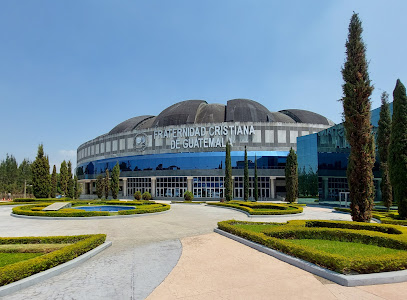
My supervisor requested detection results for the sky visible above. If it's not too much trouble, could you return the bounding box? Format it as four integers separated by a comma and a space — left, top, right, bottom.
1, 0, 406, 172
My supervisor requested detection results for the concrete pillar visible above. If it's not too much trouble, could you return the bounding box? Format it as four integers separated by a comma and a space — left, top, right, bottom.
122, 178, 128, 197
322, 177, 329, 201
187, 176, 193, 192
151, 177, 156, 197
231, 176, 235, 199
270, 177, 276, 199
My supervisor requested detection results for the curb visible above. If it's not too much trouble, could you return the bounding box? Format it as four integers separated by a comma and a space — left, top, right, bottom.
214, 228, 407, 287
10, 209, 170, 220
0, 241, 112, 297
205, 204, 305, 218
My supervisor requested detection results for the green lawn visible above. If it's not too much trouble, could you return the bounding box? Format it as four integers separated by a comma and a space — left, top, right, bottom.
233, 223, 281, 233
283, 239, 404, 257
0, 243, 71, 253
0, 253, 43, 267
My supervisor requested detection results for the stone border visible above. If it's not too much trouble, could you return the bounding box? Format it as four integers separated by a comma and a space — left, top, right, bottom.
214, 228, 407, 287
206, 204, 304, 218
0, 241, 112, 297
10, 209, 170, 220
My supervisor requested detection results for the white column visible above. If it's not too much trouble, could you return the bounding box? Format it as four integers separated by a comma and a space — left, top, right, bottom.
187, 176, 193, 192
151, 177, 156, 197
122, 178, 128, 197
270, 177, 276, 199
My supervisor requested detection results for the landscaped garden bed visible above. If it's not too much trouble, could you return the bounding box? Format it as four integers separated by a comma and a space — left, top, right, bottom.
207, 201, 303, 215
217, 219, 407, 274
11, 200, 170, 217
0, 234, 106, 286
334, 207, 407, 226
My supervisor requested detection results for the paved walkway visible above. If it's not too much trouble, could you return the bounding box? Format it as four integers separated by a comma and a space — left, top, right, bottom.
0, 203, 404, 299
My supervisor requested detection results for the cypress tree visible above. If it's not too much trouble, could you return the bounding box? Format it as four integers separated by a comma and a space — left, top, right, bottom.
224, 141, 232, 201
111, 162, 120, 199
254, 154, 258, 201
285, 148, 298, 203
341, 13, 375, 222
389, 79, 407, 219
377, 91, 393, 210
104, 169, 110, 199
60, 160, 68, 196
244, 146, 249, 201
50, 165, 57, 198
96, 174, 105, 199
32, 144, 50, 198
67, 161, 74, 198
73, 175, 82, 199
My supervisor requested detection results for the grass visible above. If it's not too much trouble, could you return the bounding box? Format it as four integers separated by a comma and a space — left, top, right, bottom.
0, 243, 71, 253
207, 201, 303, 215
233, 223, 282, 233
284, 239, 404, 257
0, 253, 43, 267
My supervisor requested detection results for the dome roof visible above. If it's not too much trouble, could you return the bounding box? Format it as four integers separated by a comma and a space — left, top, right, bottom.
279, 109, 334, 126
195, 103, 226, 124
109, 115, 154, 135
226, 99, 273, 123
152, 100, 207, 127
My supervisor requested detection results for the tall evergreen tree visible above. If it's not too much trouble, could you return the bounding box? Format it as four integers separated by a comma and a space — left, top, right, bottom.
389, 79, 407, 219
104, 169, 110, 199
60, 160, 68, 196
341, 13, 375, 222
96, 174, 105, 199
67, 161, 74, 198
308, 167, 319, 197
18, 159, 32, 195
244, 146, 249, 201
73, 175, 82, 199
224, 141, 232, 201
254, 154, 258, 201
50, 165, 57, 198
32, 144, 50, 198
0, 154, 18, 194
285, 148, 298, 203
111, 162, 120, 199
377, 91, 393, 210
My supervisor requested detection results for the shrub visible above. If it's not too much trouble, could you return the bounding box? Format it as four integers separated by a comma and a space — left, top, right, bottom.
207, 201, 303, 215
183, 191, 194, 201
13, 198, 72, 203
118, 203, 170, 215
134, 191, 142, 200
142, 192, 152, 200
0, 234, 106, 286
217, 220, 407, 274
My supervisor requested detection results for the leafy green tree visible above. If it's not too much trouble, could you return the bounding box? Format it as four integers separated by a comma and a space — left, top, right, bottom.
389, 79, 407, 219
60, 160, 68, 195
377, 91, 393, 210
50, 165, 57, 198
224, 141, 232, 201
32, 144, 50, 198
18, 158, 32, 194
67, 161, 74, 198
285, 148, 298, 203
0, 154, 18, 194
111, 162, 120, 199
73, 175, 82, 199
254, 154, 258, 201
244, 146, 249, 201
341, 13, 375, 222
104, 169, 110, 199
96, 175, 104, 199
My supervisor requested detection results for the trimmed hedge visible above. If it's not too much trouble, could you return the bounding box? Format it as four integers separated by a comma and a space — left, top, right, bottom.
218, 219, 407, 274
12, 201, 170, 217
0, 234, 106, 286
13, 198, 72, 203
334, 207, 407, 226
208, 201, 303, 215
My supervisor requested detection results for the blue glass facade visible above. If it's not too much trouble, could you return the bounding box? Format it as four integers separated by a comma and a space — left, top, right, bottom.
76, 151, 288, 179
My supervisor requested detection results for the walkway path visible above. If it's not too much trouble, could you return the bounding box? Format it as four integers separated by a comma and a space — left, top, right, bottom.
0, 204, 403, 299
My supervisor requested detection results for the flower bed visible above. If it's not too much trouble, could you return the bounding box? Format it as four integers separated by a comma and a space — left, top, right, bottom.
207, 201, 303, 215
0, 234, 106, 286
12, 201, 170, 217
217, 219, 407, 274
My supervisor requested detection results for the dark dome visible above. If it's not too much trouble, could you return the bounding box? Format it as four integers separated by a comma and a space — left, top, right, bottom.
225, 99, 274, 122
195, 103, 226, 124
109, 115, 154, 134
152, 100, 207, 127
279, 109, 334, 126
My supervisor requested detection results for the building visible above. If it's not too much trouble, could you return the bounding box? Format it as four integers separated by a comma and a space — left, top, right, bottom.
76, 99, 334, 199
297, 103, 393, 202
